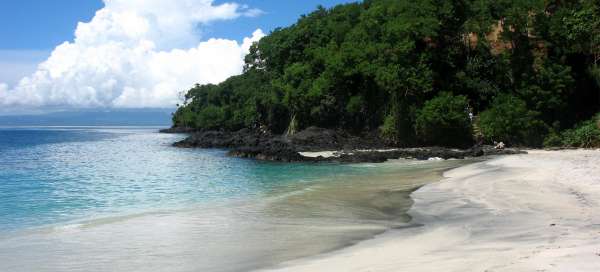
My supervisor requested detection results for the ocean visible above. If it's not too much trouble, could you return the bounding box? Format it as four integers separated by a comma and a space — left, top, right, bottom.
0, 127, 466, 271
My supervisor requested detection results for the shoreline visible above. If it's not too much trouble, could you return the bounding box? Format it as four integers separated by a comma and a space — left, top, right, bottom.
0, 145, 470, 272
165, 127, 524, 163
263, 149, 600, 271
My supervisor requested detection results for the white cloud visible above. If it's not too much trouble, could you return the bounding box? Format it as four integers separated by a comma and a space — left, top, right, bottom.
0, 83, 7, 94
0, 50, 50, 86
0, 0, 264, 109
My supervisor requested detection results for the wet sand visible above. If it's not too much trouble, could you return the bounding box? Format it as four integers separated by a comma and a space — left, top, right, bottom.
268, 150, 600, 272
0, 159, 467, 272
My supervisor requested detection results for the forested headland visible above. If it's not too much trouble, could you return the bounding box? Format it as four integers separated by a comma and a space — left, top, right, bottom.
170, 0, 600, 148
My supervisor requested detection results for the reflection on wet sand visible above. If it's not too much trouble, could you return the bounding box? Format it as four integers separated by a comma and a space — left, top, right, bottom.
0, 159, 469, 272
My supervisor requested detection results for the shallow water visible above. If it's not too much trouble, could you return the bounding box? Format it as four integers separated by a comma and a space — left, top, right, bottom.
0, 127, 467, 271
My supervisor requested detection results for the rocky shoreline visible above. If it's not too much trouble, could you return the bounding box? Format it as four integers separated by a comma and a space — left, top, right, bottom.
163, 127, 525, 163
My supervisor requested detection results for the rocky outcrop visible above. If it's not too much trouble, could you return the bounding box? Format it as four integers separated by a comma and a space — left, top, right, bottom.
171, 127, 525, 163
159, 127, 197, 133
173, 129, 272, 149
228, 139, 305, 162
288, 127, 387, 151
316, 146, 522, 163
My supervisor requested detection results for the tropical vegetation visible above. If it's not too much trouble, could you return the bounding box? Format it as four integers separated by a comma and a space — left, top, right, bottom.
172, 0, 600, 147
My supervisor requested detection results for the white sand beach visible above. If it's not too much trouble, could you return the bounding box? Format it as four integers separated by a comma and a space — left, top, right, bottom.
265, 150, 600, 271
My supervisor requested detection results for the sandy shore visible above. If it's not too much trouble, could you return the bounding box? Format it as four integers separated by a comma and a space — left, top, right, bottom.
264, 150, 600, 271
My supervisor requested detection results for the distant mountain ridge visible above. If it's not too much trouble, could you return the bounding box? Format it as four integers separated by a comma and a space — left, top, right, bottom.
0, 109, 174, 126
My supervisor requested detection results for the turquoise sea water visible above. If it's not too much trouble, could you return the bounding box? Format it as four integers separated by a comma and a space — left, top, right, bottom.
0, 127, 375, 231
0, 127, 466, 272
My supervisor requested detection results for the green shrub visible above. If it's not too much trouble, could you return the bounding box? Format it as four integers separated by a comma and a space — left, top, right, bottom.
415, 93, 473, 147
172, 106, 195, 128
195, 105, 226, 130
542, 114, 600, 148
479, 94, 547, 146
560, 114, 600, 148
346, 95, 365, 114
380, 114, 399, 142
230, 104, 260, 130
379, 107, 418, 146
543, 132, 564, 147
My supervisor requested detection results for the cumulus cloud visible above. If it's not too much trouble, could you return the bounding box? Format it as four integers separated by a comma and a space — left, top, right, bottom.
0, 83, 7, 95
0, 0, 265, 109
0, 50, 50, 87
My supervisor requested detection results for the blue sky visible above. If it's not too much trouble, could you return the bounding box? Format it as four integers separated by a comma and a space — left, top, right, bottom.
0, 0, 357, 113
208, 0, 358, 41
0, 0, 356, 49
0, 0, 356, 86
0, 1, 103, 50
0, 1, 103, 85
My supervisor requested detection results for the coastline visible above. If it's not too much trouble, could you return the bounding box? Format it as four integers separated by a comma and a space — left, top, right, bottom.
264, 149, 600, 271
166, 127, 524, 163
0, 127, 474, 272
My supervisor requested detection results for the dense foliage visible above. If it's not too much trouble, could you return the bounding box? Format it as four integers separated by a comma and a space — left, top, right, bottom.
479, 94, 546, 146
173, 0, 600, 147
545, 114, 600, 148
415, 93, 472, 147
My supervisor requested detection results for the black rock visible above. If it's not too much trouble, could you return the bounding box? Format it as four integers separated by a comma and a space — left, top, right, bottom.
159, 127, 197, 133
171, 127, 526, 163
337, 152, 389, 163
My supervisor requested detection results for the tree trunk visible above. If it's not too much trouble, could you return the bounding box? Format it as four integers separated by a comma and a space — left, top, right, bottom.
285, 114, 299, 136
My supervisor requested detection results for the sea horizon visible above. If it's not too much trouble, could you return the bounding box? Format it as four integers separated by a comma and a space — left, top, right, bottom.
2, 0, 599, 270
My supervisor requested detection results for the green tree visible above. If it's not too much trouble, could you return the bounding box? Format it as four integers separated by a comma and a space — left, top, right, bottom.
170, 0, 600, 148
415, 93, 473, 147
479, 94, 546, 146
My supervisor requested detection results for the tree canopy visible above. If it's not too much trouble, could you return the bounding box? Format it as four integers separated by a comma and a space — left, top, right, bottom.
172, 0, 600, 147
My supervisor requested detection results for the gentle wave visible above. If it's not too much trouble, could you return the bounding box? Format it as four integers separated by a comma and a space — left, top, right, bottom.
0, 128, 469, 272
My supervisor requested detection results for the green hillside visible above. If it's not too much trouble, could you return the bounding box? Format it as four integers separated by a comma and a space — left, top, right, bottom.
172, 0, 600, 147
